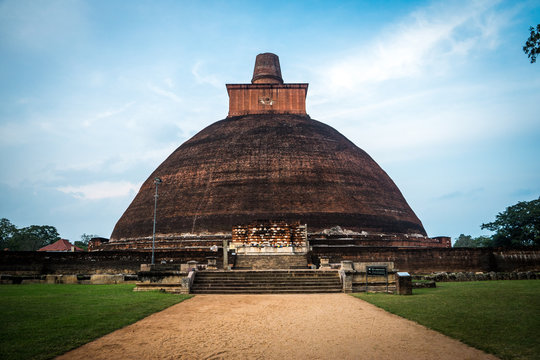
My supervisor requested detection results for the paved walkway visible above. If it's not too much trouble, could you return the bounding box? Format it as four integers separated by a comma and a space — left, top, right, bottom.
58, 294, 497, 360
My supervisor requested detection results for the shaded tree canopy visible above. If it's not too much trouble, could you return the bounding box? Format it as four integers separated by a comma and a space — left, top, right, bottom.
481, 197, 540, 247
0, 218, 17, 250
453, 234, 493, 248
0, 218, 60, 251
523, 24, 540, 63
74, 233, 99, 251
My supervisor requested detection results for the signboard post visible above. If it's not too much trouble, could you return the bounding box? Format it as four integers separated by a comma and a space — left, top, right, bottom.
366, 265, 388, 292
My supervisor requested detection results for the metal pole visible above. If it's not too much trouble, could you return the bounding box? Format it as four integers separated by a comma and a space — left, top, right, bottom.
151, 177, 162, 265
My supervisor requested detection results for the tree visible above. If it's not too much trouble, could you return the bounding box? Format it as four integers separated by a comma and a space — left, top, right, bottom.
75, 233, 99, 251
481, 197, 540, 247
0, 218, 17, 250
523, 24, 540, 63
453, 234, 493, 248
10, 225, 60, 251
0, 219, 60, 251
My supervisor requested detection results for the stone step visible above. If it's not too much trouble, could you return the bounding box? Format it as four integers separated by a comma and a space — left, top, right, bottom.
193, 277, 340, 282
191, 287, 342, 292
192, 281, 340, 287
193, 280, 340, 285
191, 269, 342, 294
194, 278, 339, 283
195, 271, 338, 276
195, 275, 339, 281
190, 288, 341, 294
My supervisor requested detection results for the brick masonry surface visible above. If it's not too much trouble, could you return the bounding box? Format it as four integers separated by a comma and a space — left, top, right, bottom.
0, 247, 538, 275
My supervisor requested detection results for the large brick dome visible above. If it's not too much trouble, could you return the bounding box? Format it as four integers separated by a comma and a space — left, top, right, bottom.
108, 53, 435, 248
110, 113, 426, 242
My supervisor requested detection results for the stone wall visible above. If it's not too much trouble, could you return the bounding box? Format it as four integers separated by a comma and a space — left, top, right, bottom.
1, 247, 538, 276
310, 233, 450, 248
310, 247, 540, 273
0, 249, 224, 275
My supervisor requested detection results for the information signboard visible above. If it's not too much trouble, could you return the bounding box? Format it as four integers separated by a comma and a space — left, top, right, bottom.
367, 266, 388, 276
365, 265, 389, 292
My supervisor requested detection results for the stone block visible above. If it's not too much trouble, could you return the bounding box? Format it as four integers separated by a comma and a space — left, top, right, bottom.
90, 274, 124, 284
354, 262, 394, 272
140, 264, 151, 271
62, 275, 79, 284
45, 275, 58, 284
320, 257, 331, 269
396, 272, 412, 295
340, 261, 353, 271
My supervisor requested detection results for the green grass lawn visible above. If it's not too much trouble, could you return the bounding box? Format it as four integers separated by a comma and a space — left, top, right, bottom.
0, 284, 192, 360
353, 280, 540, 360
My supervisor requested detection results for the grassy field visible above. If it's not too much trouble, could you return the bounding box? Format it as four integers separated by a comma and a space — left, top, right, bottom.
353, 280, 540, 360
0, 284, 192, 360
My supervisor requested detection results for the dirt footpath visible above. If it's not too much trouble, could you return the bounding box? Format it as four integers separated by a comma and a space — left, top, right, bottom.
58, 294, 497, 360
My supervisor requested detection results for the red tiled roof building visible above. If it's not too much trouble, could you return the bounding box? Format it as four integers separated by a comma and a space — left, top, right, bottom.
38, 239, 84, 252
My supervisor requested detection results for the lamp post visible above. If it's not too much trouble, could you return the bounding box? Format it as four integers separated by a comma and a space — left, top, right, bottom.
151, 177, 162, 265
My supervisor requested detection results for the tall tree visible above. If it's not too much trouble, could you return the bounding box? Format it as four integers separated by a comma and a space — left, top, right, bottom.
0, 219, 61, 251
0, 218, 17, 250
523, 24, 540, 63
481, 197, 540, 247
453, 234, 493, 248
75, 233, 99, 251
10, 225, 60, 251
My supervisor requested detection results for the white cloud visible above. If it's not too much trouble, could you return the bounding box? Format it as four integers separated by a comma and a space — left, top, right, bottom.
57, 181, 140, 200
82, 101, 136, 127
96, 102, 135, 119
306, 0, 523, 162
192, 61, 222, 88
148, 84, 183, 103
164, 77, 175, 89
322, 0, 507, 92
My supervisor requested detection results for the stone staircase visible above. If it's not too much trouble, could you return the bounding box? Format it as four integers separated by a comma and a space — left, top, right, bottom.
234, 254, 308, 270
190, 270, 342, 294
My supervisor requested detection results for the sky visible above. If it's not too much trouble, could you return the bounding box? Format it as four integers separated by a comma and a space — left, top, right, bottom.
1, 0, 539, 245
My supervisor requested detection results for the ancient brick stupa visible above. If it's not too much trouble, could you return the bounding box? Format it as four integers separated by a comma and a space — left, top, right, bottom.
104, 53, 449, 251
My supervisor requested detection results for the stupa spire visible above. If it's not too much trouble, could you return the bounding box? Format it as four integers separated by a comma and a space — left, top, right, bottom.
226, 53, 308, 116
251, 53, 283, 84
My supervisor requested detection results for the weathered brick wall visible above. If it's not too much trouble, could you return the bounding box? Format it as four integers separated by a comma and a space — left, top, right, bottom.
309, 234, 450, 248
310, 247, 540, 273
226, 84, 308, 116
491, 248, 540, 272
233, 221, 307, 246
0, 250, 224, 275
1, 248, 537, 275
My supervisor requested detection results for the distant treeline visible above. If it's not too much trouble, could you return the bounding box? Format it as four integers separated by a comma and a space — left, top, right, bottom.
454, 197, 540, 248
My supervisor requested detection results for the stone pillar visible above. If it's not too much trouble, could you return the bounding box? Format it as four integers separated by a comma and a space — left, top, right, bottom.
223, 239, 229, 270
340, 260, 353, 271
339, 271, 353, 293
187, 260, 198, 271
396, 272, 412, 295
319, 257, 331, 269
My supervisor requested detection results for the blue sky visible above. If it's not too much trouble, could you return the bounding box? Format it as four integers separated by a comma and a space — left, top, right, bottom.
1, 0, 539, 244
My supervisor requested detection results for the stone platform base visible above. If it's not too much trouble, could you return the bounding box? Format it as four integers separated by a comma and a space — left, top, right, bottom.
234, 254, 309, 270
